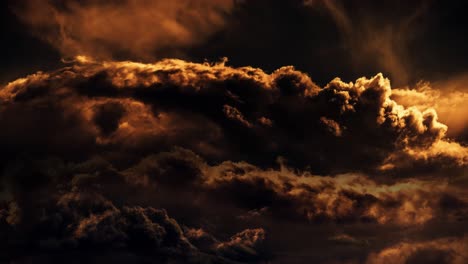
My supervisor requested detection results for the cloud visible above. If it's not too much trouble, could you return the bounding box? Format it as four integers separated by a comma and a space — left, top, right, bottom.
366, 236, 468, 264
1, 57, 465, 174
2, 147, 465, 262
392, 78, 468, 143
223, 104, 253, 128
215, 228, 266, 261
201, 154, 466, 226
14, 0, 235, 60
10, 146, 463, 228
0, 188, 267, 263
2, 1, 467, 262
0, 57, 466, 263
328, 233, 368, 246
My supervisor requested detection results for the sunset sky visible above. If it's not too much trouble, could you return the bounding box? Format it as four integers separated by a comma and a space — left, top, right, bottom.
1, 1, 467, 263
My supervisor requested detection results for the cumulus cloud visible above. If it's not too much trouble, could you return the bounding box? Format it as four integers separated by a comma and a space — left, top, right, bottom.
392, 79, 468, 143
14, 0, 235, 60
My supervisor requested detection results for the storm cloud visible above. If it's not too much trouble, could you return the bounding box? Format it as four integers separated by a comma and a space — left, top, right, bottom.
0, 57, 467, 263
1, 57, 465, 174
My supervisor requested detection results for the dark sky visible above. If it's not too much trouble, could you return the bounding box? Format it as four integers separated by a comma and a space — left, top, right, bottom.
2, 0, 468, 86
1, 1, 467, 263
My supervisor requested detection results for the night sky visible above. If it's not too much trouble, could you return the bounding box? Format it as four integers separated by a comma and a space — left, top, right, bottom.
1, 1, 467, 263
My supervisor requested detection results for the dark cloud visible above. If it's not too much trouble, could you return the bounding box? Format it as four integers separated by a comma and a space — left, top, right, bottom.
0, 145, 466, 263
1, 58, 464, 175
0, 58, 466, 263
0, 188, 267, 263
92, 101, 126, 136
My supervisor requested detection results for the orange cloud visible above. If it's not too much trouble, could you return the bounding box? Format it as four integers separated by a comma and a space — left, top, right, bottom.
366, 236, 468, 264
392, 79, 468, 142
202, 158, 464, 226
15, 0, 235, 60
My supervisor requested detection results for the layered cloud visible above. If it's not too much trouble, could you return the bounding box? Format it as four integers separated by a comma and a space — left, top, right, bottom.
1, 146, 466, 262
123, 148, 467, 226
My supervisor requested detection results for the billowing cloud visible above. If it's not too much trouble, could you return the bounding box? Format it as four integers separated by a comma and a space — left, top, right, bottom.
14, 0, 234, 60
1, 57, 465, 174
392, 79, 468, 143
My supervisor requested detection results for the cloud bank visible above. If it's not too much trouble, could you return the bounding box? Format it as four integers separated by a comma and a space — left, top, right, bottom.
0, 57, 467, 263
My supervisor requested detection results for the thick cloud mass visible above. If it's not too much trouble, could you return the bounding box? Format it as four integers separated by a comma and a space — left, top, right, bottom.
0, 58, 467, 263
